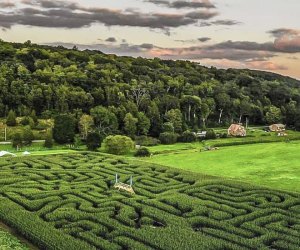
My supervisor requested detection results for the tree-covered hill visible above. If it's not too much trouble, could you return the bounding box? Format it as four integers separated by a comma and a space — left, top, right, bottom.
0, 39, 300, 137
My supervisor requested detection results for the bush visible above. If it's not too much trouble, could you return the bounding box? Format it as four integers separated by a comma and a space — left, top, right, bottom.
205, 129, 217, 139
23, 127, 34, 145
159, 132, 178, 144
30, 110, 38, 124
134, 147, 151, 157
103, 135, 134, 155
12, 132, 23, 148
179, 130, 197, 143
86, 132, 101, 151
44, 132, 53, 148
162, 122, 174, 133
20, 116, 34, 127
219, 133, 228, 138
135, 136, 160, 146
6, 110, 17, 126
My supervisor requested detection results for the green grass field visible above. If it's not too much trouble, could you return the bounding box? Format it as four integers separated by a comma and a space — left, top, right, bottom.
0, 152, 299, 249
145, 141, 300, 192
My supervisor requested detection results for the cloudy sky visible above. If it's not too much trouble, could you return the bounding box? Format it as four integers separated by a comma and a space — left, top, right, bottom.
1, 0, 300, 79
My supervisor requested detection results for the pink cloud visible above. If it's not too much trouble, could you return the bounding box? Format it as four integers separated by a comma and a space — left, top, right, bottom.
246, 61, 287, 71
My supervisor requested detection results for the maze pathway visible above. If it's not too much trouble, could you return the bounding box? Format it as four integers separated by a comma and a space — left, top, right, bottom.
0, 152, 299, 250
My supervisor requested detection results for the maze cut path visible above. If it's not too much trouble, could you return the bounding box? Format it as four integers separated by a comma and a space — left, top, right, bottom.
0, 152, 299, 250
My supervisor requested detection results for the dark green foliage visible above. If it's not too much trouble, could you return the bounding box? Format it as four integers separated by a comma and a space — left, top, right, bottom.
0, 40, 300, 134
73, 135, 81, 149
137, 112, 150, 136
134, 147, 151, 157
124, 113, 138, 138
90, 106, 118, 136
86, 132, 101, 151
30, 110, 38, 124
44, 132, 53, 148
179, 130, 197, 143
20, 116, 35, 128
6, 110, 17, 126
219, 133, 228, 138
135, 136, 160, 146
162, 122, 174, 133
23, 127, 34, 145
165, 109, 183, 133
53, 114, 76, 144
206, 129, 217, 139
159, 132, 178, 144
103, 135, 134, 155
12, 132, 22, 148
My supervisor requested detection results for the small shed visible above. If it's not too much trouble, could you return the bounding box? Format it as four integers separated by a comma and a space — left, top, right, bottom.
196, 131, 207, 138
0, 151, 16, 157
228, 124, 246, 137
269, 124, 285, 132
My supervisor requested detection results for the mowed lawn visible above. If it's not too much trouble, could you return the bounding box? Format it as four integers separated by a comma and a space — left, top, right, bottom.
146, 141, 300, 192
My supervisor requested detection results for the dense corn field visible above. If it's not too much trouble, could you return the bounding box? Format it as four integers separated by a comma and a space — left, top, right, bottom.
0, 152, 299, 249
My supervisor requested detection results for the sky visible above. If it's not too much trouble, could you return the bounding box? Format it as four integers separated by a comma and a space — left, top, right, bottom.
0, 0, 300, 79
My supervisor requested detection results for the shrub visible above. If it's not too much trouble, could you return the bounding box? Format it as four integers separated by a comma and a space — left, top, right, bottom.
219, 133, 228, 138
86, 132, 101, 151
103, 135, 134, 155
159, 132, 178, 144
134, 147, 151, 157
30, 110, 38, 124
135, 136, 160, 146
20, 116, 34, 127
6, 110, 17, 126
44, 132, 53, 148
162, 122, 174, 133
205, 129, 217, 139
179, 130, 197, 143
23, 127, 34, 145
12, 132, 23, 148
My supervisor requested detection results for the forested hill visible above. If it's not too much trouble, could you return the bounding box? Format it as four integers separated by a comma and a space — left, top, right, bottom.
1, 39, 300, 136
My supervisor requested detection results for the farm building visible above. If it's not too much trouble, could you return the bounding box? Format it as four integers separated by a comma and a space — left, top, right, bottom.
228, 124, 246, 137
269, 124, 285, 132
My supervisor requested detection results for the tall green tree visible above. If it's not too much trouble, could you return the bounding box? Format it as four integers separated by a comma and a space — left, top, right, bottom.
265, 106, 282, 124
124, 113, 138, 138
23, 127, 34, 145
79, 114, 94, 139
6, 110, 17, 126
53, 114, 76, 144
86, 132, 101, 151
90, 106, 118, 136
165, 109, 183, 133
12, 132, 22, 149
44, 131, 53, 148
137, 112, 150, 136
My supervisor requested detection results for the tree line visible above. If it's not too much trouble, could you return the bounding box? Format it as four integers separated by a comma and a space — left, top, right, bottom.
1, 39, 300, 143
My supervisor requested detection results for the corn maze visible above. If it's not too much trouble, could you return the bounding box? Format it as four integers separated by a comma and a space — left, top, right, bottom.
0, 152, 299, 250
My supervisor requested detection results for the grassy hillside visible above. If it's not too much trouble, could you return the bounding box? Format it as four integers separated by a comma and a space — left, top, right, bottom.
145, 141, 300, 192
0, 153, 299, 249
